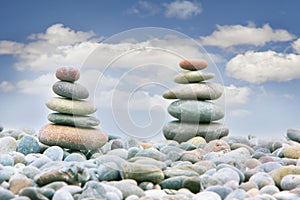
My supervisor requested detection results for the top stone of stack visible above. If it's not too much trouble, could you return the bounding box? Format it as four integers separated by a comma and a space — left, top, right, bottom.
56, 67, 80, 82
179, 59, 208, 71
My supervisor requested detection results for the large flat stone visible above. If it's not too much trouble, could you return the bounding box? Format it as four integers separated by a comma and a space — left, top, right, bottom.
46, 97, 96, 115
163, 83, 223, 100
38, 124, 108, 150
52, 81, 89, 100
48, 113, 100, 128
168, 100, 224, 123
163, 121, 229, 143
174, 71, 215, 84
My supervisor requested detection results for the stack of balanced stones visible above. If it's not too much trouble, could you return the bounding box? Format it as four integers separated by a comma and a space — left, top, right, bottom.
162, 59, 229, 143
39, 67, 108, 150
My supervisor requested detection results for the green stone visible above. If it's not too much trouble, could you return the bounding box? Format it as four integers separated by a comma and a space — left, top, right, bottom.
163, 82, 223, 100
52, 81, 89, 100
48, 113, 100, 128
168, 100, 224, 123
46, 97, 96, 115
120, 163, 164, 184
174, 71, 215, 83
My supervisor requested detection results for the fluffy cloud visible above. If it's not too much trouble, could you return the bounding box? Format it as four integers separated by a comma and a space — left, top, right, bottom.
226, 50, 300, 83
201, 22, 295, 48
16, 73, 56, 95
0, 24, 100, 71
0, 81, 15, 92
0, 41, 24, 55
292, 38, 300, 53
126, 0, 160, 16
224, 84, 252, 107
164, 1, 202, 19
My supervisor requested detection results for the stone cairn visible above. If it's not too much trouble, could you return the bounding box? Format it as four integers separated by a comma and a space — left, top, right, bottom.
162, 59, 229, 143
38, 67, 108, 150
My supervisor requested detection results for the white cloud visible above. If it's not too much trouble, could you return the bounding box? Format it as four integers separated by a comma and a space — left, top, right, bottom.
201, 22, 295, 48
28, 24, 95, 45
0, 24, 100, 72
0, 41, 24, 55
0, 81, 15, 92
292, 38, 300, 53
224, 84, 252, 107
16, 73, 56, 95
226, 50, 300, 83
126, 1, 160, 16
164, 1, 202, 19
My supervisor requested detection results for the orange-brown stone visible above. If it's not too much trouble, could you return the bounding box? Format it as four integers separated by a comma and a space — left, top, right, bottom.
38, 124, 108, 150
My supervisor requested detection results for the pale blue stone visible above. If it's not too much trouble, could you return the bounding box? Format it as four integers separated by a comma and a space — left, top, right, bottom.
168, 100, 224, 123
17, 135, 40, 155
52, 189, 73, 200
193, 191, 221, 200
280, 174, 300, 190
64, 153, 86, 162
205, 186, 233, 200
249, 172, 275, 189
43, 146, 64, 161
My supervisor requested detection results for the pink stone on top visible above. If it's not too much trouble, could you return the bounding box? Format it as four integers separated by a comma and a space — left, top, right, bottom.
179, 59, 208, 71
56, 67, 80, 82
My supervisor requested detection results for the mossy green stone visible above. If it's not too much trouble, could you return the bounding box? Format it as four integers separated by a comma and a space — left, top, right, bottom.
46, 97, 96, 115
48, 113, 100, 128
174, 71, 215, 83
163, 83, 223, 100
271, 166, 300, 188
168, 100, 224, 123
121, 163, 164, 184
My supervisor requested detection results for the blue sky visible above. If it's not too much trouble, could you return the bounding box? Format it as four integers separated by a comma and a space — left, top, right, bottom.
1, 0, 300, 139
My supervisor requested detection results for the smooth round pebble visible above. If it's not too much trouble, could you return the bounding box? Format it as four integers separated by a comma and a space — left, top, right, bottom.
64, 153, 86, 162
163, 82, 223, 100
0, 136, 17, 154
48, 113, 100, 128
53, 81, 89, 99
56, 67, 80, 82
43, 146, 64, 161
38, 124, 108, 150
280, 174, 300, 190
52, 189, 74, 200
167, 100, 224, 123
17, 135, 40, 155
46, 97, 96, 115
174, 71, 215, 83
179, 59, 208, 71
193, 191, 221, 200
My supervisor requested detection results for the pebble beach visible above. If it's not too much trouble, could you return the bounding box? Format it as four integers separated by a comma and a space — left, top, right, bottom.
1, 62, 300, 200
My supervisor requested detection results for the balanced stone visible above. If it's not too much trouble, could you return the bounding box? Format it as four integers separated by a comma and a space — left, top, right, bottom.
179, 59, 208, 71
38, 124, 108, 150
174, 71, 215, 84
167, 100, 224, 123
163, 82, 223, 100
46, 97, 96, 115
52, 81, 89, 100
163, 121, 229, 143
56, 67, 80, 82
287, 127, 300, 142
48, 113, 100, 128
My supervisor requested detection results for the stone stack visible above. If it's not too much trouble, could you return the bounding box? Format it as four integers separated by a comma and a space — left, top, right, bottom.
38, 67, 108, 150
162, 59, 229, 143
